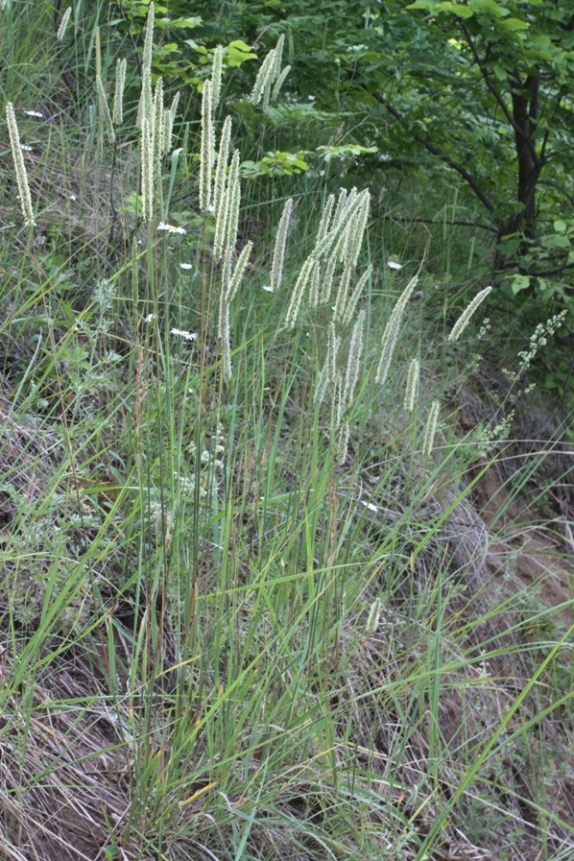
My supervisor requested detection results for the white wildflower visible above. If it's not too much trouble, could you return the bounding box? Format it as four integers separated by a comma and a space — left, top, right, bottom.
170, 328, 197, 341
158, 222, 186, 234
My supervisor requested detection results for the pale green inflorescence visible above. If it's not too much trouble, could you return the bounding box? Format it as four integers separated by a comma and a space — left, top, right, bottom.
330, 372, 343, 440
137, 4, 154, 129
320, 256, 337, 305
227, 241, 253, 303
142, 3, 154, 75
285, 255, 315, 328
56, 6, 71, 42
137, 70, 152, 130
308, 261, 321, 308
404, 357, 420, 413
6, 102, 35, 227
151, 77, 164, 194
270, 198, 293, 293
343, 309, 365, 409
422, 399, 441, 457
199, 80, 214, 212
213, 117, 233, 261
286, 188, 370, 328
341, 265, 372, 327
225, 150, 241, 254
365, 597, 381, 634
214, 115, 232, 216
249, 34, 288, 110
112, 58, 127, 125
375, 275, 419, 387
315, 322, 341, 407
448, 286, 492, 342
162, 91, 180, 153
140, 116, 154, 221
272, 65, 291, 102
96, 75, 116, 144
219, 239, 252, 381
211, 45, 224, 109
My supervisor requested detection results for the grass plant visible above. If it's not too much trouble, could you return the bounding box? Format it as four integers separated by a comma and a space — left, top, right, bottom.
0, 4, 573, 861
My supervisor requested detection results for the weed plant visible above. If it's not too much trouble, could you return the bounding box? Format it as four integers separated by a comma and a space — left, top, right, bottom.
0, 4, 573, 861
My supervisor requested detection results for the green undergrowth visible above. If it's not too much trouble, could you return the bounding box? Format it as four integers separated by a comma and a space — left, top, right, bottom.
0, 3, 573, 861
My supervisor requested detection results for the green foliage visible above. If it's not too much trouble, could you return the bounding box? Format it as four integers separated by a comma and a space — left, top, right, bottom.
184, 0, 574, 334
0, 3, 572, 860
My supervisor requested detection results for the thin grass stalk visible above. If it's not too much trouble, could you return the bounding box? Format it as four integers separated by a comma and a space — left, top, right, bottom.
315, 321, 340, 406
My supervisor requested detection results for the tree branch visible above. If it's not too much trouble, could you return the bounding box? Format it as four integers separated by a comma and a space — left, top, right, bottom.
370, 89, 496, 215
380, 215, 498, 234
460, 23, 541, 168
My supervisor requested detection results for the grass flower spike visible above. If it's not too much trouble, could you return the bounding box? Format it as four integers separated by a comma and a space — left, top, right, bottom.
112, 58, 127, 125
285, 255, 315, 328
199, 79, 214, 212
96, 75, 116, 144
6, 102, 35, 227
140, 117, 153, 221
57, 6, 71, 42
448, 286, 492, 341
212, 45, 224, 109
376, 275, 419, 386
343, 310, 365, 408
404, 358, 420, 413
270, 198, 293, 293
422, 399, 441, 456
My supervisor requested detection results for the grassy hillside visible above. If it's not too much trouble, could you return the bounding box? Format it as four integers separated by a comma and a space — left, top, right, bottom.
0, 4, 573, 860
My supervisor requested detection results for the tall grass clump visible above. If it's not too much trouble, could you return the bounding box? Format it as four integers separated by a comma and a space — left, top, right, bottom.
0, 5, 573, 861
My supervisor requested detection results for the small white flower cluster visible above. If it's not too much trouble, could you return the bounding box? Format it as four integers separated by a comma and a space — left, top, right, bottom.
503, 310, 567, 383
170, 328, 196, 341
185, 425, 226, 501
158, 221, 186, 234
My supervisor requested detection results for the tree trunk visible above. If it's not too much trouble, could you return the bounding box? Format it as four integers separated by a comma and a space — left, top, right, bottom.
501, 75, 542, 242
